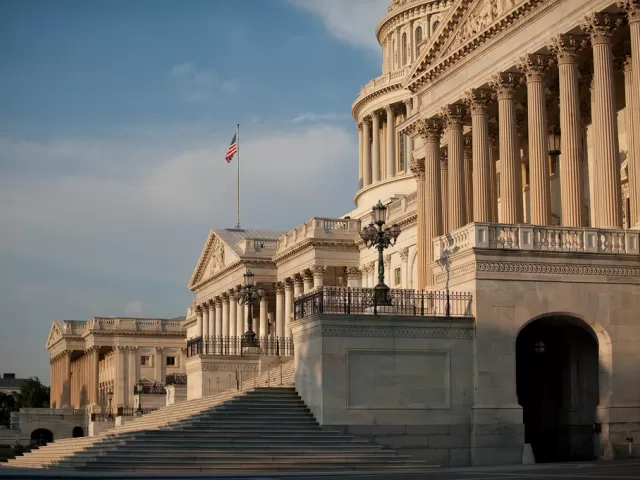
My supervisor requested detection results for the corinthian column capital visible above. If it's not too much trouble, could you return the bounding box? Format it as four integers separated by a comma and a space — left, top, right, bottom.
409, 158, 425, 177
581, 13, 624, 44
517, 54, 553, 82
416, 118, 443, 143
465, 88, 491, 115
490, 72, 521, 100
617, 1, 640, 24
357, 122, 363, 131
550, 34, 588, 64
440, 104, 467, 129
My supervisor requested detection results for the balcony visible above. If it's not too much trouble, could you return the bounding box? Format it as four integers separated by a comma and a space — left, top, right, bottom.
276, 217, 361, 255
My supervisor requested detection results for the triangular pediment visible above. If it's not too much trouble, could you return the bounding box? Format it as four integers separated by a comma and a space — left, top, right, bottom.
405, 0, 528, 86
46, 322, 63, 349
188, 230, 238, 290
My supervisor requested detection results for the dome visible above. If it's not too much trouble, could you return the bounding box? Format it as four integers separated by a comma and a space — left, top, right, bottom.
387, 0, 419, 13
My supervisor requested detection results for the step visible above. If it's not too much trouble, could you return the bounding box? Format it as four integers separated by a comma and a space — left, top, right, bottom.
68, 448, 392, 457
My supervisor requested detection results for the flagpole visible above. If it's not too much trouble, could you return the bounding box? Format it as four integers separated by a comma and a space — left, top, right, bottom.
236, 123, 240, 229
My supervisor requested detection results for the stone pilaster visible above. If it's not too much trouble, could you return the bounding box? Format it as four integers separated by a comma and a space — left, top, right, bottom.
404, 98, 414, 171
466, 89, 492, 222
440, 150, 449, 232
154, 347, 163, 388
195, 307, 203, 338
442, 104, 467, 230
464, 136, 473, 224
624, 56, 638, 226
362, 117, 372, 186
410, 158, 426, 289
619, 0, 640, 227
490, 72, 523, 224
385, 106, 396, 179
372, 112, 381, 183
582, 13, 623, 228
399, 247, 410, 287
274, 282, 285, 339
312, 265, 325, 289
416, 117, 443, 287
518, 54, 552, 225
357, 123, 363, 190
551, 35, 587, 227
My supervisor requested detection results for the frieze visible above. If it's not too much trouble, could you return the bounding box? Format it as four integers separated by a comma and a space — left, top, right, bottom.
202, 363, 259, 372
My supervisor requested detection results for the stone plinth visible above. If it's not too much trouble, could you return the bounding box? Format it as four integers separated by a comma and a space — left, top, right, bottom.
185, 355, 259, 400
166, 384, 187, 406
291, 314, 479, 467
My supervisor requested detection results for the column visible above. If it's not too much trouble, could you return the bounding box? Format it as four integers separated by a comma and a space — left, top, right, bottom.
620, 1, 640, 227
372, 112, 381, 183
346, 267, 361, 288
385, 106, 396, 179
201, 306, 209, 342
259, 296, 268, 339
128, 347, 136, 407
489, 130, 499, 222
154, 347, 162, 385
624, 57, 638, 225
312, 266, 324, 289
208, 302, 215, 339
582, 13, 622, 228
215, 298, 223, 353
404, 98, 414, 172
228, 290, 237, 338
442, 104, 467, 230
302, 271, 313, 292
236, 301, 245, 338
415, 117, 443, 288
116, 346, 125, 407
399, 247, 410, 288
464, 136, 473, 224
284, 280, 294, 338
275, 282, 285, 339
91, 348, 99, 405
63, 352, 71, 407
466, 89, 492, 222
362, 118, 372, 186
358, 123, 363, 189
551, 35, 586, 227
519, 54, 552, 225
440, 150, 449, 232
490, 72, 523, 224
196, 307, 203, 338
222, 294, 230, 338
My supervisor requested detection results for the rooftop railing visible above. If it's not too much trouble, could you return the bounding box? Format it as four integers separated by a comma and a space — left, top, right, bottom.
294, 286, 473, 320
187, 336, 294, 358
276, 217, 361, 254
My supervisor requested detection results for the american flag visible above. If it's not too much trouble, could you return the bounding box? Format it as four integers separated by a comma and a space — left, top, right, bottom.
225, 133, 238, 163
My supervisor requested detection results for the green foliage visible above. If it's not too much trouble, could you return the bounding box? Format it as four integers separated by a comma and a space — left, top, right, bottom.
12, 377, 50, 409
0, 392, 16, 427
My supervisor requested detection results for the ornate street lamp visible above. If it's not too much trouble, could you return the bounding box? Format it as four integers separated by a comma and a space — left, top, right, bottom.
360, 201, 401, 306
235, 270, 265, 350
136, 380, 143, 416
106, 390, 113, 420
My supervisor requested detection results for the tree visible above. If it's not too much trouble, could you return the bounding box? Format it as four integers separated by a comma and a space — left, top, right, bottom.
0, 392, 17, 427
12, 377, 50, 409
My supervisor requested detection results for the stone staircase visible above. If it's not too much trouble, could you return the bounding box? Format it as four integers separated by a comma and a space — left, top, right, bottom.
5, 359, 437, 473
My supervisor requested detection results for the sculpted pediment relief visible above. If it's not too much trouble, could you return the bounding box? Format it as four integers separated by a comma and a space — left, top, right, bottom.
46, 323, 62, 348
429, 0, 527, 64
189, 231, 236, 290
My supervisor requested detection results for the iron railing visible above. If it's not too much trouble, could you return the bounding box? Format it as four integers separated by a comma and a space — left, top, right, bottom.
294, 286, 473, 320
133, 384, 166, 395
165, 373, 187, 385
116, 406, 158, 417
186, 336, 294, 358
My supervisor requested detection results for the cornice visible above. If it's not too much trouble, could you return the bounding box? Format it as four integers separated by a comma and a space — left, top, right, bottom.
352, 80, 410, 121
377, 1, 454, 44
273, 239, 360, 265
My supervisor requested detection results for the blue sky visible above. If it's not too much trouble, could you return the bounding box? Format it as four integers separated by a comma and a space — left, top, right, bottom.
0, 0, 388, 382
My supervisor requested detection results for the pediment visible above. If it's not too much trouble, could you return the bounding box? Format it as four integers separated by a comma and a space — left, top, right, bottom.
405, 0, 529, 85
46, 322, 63, 349
188, 231, 238, 290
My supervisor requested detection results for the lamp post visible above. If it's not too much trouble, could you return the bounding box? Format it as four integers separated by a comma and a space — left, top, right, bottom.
136, 380, 143, 416
235, 270, 265, 351
106, 390, 113, 420
360, 200, 401, 306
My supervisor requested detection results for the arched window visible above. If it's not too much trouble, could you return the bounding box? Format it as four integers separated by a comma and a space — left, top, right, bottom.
432, 20, 441, 33
393, 38, 397, 68
401, 33, 407, 65
415, 26, 423, 55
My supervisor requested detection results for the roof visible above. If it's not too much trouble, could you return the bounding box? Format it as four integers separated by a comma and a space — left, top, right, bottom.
0, 378, 27, 390
212, 228, 285, 257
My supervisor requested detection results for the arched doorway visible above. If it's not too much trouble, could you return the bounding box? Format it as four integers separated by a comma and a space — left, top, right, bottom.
72, 426, 84, 438
516, 315, 599, 463
30, 428, 53, 446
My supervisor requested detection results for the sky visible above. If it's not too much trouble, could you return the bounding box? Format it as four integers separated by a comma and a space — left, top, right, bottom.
0, 0, 389, 383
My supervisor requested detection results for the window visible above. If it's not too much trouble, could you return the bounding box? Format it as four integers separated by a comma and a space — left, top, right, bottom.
550, 155, 559, 176
401, 33, 407, 65
140, 355, 151, 366
394, 267, 401, 286
415, 26, 423, 54
166, 356, 176, 367
496, 172, 501, 198
432, 20, 441, 32
399, 134, 406, 172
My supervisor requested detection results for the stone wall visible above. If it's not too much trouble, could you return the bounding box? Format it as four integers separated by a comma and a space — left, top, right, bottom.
185, 355, 259, 400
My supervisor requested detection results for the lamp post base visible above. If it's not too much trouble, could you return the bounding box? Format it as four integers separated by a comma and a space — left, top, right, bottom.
373, 283, 391, 307
242, 330, 260, 354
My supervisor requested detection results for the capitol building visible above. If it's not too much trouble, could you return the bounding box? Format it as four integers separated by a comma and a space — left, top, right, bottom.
41, 0, 640, 468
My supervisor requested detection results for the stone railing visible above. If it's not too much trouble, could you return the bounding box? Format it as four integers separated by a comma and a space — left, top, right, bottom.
62, 320, 88, 334
358, 67, 411, 97
276, 217, 361, 254
87, 317, 183, 333
20, 407, 86, 416
387, 192, 418, 222
433, 223, 640, 259
236, 237, 278, 254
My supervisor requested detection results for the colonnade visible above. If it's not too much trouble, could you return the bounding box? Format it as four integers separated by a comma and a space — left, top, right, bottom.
357, 99, 414, 189
410, 8, 640, 288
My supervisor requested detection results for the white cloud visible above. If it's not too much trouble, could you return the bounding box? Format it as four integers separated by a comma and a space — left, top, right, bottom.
292, 112, 346, 123
290, 0, 388, 52
171, 62, 238, 102
124, 301, 144, 316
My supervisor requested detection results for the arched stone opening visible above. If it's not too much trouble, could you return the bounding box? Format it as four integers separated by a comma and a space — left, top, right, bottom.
516, 315, 599, 463
72, 426, 84, 438
30, 428, 54, 446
